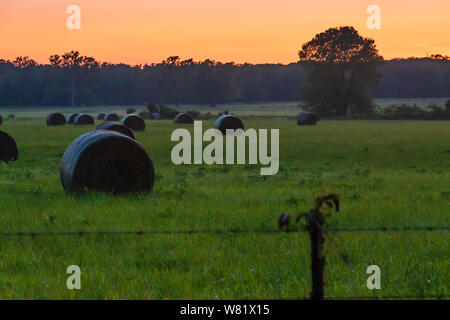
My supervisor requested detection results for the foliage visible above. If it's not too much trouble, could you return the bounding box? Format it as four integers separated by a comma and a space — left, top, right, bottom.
185, 110, 201, 119
146, 102, 158, 113
158, 104, 179, 119
380, 104, 450, 120
138, 110, 150, 119
1, 50, 450, 107
298, 27, 384, 116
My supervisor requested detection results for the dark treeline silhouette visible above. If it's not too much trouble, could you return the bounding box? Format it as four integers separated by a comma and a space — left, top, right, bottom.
0, 53, 449, 107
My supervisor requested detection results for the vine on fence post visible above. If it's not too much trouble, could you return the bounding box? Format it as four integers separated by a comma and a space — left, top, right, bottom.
279, 194, 340, 300
305, 194, 339, 300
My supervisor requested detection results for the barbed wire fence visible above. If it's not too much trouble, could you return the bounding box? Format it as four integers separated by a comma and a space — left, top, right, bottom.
1, 195, 448, 300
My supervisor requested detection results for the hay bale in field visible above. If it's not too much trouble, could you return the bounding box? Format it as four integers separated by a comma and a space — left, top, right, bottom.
174, 113, 194, 124
96, 121, 135, 140
151, 113, 162, 120
105, 113, 120, 121
214, 115, 244, 135
297, 112, 318, 125
68, 113, 79, 124
0, 130, 19, 163
97, 113, 105, 120
121, 114, 146, 131
46, 113, 66, 126
60, 130, 155, 194
74, 114, 95, 125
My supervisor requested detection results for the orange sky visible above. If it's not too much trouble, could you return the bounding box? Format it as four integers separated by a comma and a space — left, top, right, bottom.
1, 0, 449, 65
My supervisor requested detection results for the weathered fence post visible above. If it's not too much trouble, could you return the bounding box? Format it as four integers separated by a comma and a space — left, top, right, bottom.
279, 194, 338, 300
307, 210, 325, 300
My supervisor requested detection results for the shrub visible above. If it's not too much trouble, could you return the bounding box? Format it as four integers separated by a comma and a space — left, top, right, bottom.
185, 110, 201, 119
126, 107, 136, 114
138, 110, 150, 119
381, 103, 450, 120
159, 104, 179, 119
146, 102, 158, 113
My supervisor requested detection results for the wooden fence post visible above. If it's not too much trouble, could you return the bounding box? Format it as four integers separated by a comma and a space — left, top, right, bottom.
307, 210, 325, 300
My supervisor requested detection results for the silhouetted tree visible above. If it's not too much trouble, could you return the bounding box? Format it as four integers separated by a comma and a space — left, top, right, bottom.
1, 51, 450, 107
49, 51, 98, 106
298, 26, 384, 116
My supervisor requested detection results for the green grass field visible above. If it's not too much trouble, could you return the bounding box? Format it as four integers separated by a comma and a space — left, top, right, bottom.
0, 116, 448, 299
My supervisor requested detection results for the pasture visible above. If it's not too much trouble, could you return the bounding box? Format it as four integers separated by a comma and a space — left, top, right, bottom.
0, 113, 448, 299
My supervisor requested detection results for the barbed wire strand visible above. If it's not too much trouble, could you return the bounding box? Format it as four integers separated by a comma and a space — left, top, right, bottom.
0, 225, 447, 238
0, 225, 447, 300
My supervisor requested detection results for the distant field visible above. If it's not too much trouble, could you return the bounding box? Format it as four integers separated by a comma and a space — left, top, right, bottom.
0, 117, 448, 299
1, 98, 448, 119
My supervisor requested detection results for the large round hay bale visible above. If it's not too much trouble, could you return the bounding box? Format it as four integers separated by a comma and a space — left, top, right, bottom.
68, 113, 79, 124
174, 113, 194, 124
121, 114, 146, 131
97, 113, 105, 120
96, 121, 135, 140
297, 112, 318, 125
0, 130, 19, 163
60, 130, 155, 194
214, 115, 244, 135
46, 113, 66, 126
105, 113, 120, 121
74, 114, 95, 126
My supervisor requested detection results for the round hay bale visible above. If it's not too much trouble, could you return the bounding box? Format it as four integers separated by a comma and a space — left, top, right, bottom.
0, 130, 19, 163
151, 113, 162, 120
74, 114, 95, 126
297, 112, 318, 125
46, 113, 66, 126
68, 113, 79, 124
105, 113, 120, 121
96, 121, 135, 140
214, 115, 244, 135
174, 113, 194, 124
97, 113, 105, 120
60, 130, 155, 194
121, 114, 146, 131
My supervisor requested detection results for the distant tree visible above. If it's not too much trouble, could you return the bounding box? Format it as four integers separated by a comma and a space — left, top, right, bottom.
188, 60, 240, 105
298, 26, 384, 116
445, 99, 450, 112
161, 56, 183, 105
49, 50, 98, 106
126, 107, 136, 114
13, 56, 38, 68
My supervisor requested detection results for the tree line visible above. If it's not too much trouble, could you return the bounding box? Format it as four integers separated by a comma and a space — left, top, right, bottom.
0, 51, 449, 107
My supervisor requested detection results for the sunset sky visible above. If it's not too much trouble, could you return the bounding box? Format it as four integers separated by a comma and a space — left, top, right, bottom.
1, 0, 449, 65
